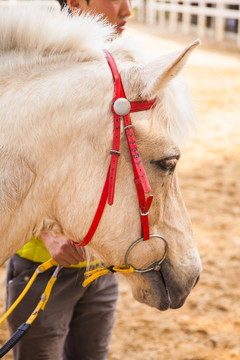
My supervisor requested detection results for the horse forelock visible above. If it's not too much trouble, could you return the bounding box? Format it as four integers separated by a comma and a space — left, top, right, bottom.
0, 8, 114, 60
150, 78, 196, 146
121, 73, 196, 146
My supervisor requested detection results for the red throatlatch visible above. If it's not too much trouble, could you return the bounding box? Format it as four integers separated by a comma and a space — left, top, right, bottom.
72, 50, 155, 247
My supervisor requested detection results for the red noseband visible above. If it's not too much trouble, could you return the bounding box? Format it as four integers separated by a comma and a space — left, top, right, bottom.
72, 50, 155, 247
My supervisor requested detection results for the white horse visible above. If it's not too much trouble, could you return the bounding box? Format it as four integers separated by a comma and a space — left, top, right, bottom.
0, 8, 201, 310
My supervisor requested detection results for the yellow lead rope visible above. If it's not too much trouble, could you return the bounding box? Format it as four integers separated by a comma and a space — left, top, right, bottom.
0, 260, 61, 359
0, 258, 134, 324
0, 258, 57, 325
26, 265, 62, 325
83, 265, 134, 287
0, 258, 135, 358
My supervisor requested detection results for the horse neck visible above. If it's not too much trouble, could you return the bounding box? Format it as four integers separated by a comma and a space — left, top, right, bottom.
0, 58, 114, 264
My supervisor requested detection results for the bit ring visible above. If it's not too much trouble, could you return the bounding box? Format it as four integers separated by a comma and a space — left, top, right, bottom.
124, 234, 168, 273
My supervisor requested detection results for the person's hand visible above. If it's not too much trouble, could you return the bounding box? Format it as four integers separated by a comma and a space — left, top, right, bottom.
39, 231, 86, 267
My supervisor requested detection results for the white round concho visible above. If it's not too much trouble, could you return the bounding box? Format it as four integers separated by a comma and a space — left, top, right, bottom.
113, 98, 131, 116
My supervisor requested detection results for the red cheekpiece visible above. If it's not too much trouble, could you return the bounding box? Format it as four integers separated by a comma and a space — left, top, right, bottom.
72, 50, 155, 247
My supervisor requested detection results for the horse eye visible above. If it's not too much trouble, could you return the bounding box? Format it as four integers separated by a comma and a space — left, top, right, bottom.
151, 156, 179, 174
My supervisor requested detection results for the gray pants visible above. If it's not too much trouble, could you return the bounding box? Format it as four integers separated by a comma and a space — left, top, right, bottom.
6, 255, 119, 360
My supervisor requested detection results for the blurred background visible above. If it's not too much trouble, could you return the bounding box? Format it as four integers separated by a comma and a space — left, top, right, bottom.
0, 1, 240, 359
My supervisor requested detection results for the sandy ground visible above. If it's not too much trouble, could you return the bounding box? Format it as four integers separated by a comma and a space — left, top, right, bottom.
1, 21, 240, 360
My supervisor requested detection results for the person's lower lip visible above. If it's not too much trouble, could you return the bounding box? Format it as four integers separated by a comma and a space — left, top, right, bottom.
117, 24, 126, 32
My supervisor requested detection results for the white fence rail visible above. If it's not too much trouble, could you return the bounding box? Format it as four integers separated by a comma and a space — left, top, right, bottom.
132, 0, 240, 47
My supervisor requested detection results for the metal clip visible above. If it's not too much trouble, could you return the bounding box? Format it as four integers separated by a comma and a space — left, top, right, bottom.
124, 125, 133, 131
110, 150, 120, 156
140, 208, 150, 216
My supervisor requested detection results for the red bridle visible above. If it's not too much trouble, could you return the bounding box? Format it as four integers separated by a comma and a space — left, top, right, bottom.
72, 50, 155, 247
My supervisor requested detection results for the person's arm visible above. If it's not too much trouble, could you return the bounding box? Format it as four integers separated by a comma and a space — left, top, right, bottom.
39, 231, 86, 267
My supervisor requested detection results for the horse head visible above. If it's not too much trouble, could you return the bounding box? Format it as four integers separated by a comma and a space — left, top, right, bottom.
0, 9, 201, 310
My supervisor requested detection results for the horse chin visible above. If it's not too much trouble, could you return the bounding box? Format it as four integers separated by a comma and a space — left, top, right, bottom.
131, 270, 172, 311
130, 260, 199, 311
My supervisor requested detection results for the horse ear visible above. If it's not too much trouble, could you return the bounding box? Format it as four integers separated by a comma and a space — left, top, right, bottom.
141, 39, 201, 98
0, 150, 36, 214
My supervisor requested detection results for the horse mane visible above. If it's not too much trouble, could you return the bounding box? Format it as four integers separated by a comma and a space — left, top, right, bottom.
0, 7, 114, 60
0, 7, 195, 145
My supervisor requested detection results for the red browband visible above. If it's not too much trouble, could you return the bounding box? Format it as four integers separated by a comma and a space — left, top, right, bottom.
72, 50, 155, 247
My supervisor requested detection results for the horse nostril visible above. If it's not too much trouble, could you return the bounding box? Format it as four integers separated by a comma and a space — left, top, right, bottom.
193, 275, 200, 288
